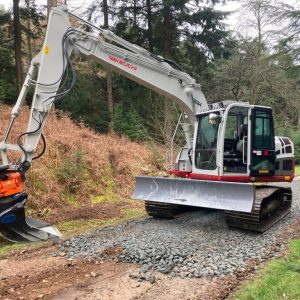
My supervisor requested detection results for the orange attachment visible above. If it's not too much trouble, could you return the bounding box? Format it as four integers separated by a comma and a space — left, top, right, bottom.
0, 172, 23, 197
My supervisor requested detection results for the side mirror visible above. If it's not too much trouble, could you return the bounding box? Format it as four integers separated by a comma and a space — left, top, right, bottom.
208, 113, 220, 125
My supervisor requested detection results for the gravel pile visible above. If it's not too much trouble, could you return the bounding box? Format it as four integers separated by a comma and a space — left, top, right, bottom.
57, 181, 300, 278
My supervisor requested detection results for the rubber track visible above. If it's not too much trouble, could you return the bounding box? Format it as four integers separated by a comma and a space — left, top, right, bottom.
224, 186, 292, 233
145, 201, 178, 218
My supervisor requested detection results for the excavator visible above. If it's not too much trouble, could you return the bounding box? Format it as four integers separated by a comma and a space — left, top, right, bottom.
0, 6, 295, 243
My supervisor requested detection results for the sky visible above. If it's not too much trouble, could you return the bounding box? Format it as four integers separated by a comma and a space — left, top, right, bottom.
0, 0, 298, 31
0, 0, 246, 29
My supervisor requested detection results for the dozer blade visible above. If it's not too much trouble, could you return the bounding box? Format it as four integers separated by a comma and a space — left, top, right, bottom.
0, 193, 61, 243
132, 176, 255, 213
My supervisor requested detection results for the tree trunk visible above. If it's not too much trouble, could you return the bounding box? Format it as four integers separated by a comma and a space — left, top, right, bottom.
133, 0, 137, 26
163, 97, 172, 148
162, 1, 172, 147
146, 0, 153, 52
256, 4, 263, 55
106, 70, 113, 131
25, 0, 32, 71
103, 0, 114, 132
162, 1, 172, 58
103, 0, 109, 29
13, 0, 23, 94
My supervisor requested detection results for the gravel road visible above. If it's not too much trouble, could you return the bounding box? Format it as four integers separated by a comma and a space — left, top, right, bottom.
57, 180, 300, 279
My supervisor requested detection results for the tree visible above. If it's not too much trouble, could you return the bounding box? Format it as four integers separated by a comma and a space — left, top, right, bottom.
237, 0, 293, 50
0, 6, 16, 101
87, 0, 115, 132
56, 64, 110, 133
146, 0, 153, 52
208, 40, 299, 126
105, 0, 233, 143
20, 0, 45, 72
161, 0, 174, 148
230, 1, 300, 158
276, 4, 300, 60
0, 1, 45, 98
13, 0, 23, 93
103, 0, 114, 132
152, 0, 231, 146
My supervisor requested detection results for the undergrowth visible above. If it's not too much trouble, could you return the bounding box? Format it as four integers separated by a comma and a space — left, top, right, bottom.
0, 102, 164, 256
57, 146, 85, 194
0, 102, 164, 220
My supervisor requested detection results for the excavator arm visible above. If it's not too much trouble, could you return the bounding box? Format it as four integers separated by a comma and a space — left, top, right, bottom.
0, 6, 207, 242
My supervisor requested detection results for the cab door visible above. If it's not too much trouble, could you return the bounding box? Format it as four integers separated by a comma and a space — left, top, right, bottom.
250, 108, 276, 176
221, 105, 250, 176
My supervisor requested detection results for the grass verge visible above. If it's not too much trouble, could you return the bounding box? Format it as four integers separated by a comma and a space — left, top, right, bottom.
0, 240, 40, 257
57, 206, 145, 238
295, 165, 300, 176
233, 239, 300, 300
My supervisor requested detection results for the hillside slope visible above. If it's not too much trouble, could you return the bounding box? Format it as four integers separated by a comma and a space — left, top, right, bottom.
0, 103, 165, 225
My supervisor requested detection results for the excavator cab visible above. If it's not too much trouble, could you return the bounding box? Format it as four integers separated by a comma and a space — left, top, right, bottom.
222, 105, 277, 178
191, 102, 292, 181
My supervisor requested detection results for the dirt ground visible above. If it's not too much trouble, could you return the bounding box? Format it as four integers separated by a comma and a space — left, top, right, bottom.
42, 200, 138, 224
0, 214, 299, 300
0, 245, 242, 300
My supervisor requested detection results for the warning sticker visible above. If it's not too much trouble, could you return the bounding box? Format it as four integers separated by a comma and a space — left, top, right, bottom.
44, 45, 49, 55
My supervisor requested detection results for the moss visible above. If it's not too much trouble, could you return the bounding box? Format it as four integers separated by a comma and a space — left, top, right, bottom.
91, 194, 121, 204
121, 206, 146, 219
0, 238, 40, 257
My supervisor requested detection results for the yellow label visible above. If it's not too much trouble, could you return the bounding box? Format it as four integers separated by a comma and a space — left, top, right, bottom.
44, 45, 49, 55
284, 176, 290, 181
259, 170, 269, 174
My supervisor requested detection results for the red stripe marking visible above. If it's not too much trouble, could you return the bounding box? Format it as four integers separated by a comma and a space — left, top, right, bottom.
169, 170, 294, 183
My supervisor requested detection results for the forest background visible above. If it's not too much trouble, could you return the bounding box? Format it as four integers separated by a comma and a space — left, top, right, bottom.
1, 0, 300, 162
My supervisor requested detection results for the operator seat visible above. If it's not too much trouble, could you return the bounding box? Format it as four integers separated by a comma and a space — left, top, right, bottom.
236, 124, 248, 154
